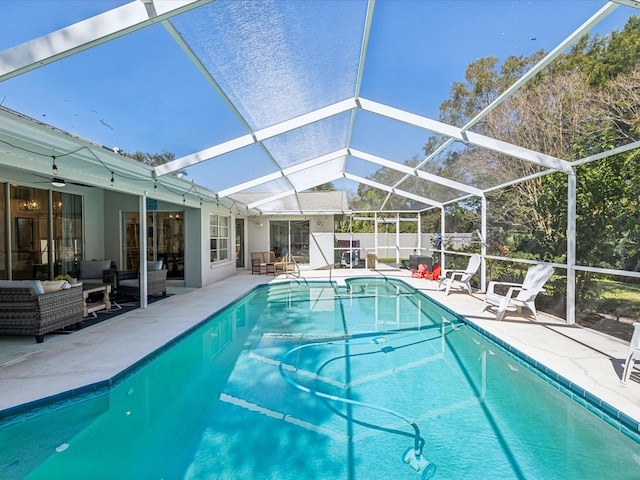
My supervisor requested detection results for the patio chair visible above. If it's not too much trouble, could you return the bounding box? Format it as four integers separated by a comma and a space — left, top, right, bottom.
621, 322, 640, 384
411, 263, 428, 279
483, 263, 554, 322
438, 254, 481, 296
75, 259, 117, 290
426, 265, 441, 281
117, 261, 167, 299
251, 253, 263, 274
251, 252, 273, 274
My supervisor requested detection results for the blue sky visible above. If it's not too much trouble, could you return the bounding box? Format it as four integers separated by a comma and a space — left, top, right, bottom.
0, 1, 635, 194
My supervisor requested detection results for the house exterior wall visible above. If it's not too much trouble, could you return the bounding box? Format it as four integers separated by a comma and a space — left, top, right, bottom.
82, 187, 106, 261
101, 191, 238, 289
244, 215, 335, 271
200, 207, 237, 287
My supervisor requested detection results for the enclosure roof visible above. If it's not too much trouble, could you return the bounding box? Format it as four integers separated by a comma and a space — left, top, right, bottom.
0, 0, 639, 214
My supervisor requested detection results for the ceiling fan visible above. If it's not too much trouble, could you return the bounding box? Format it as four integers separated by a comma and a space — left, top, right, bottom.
32, 173, 94, 188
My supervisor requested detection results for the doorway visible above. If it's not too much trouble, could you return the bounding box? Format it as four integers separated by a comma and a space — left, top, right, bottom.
123, 211, 184, 280
235, 218, 244, 268
270, 220, 309, 264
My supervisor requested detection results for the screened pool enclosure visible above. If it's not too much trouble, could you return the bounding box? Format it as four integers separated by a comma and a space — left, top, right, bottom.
0, 1, 639, 329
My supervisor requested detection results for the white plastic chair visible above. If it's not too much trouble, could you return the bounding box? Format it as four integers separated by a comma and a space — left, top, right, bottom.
483, 263, 553, 322
439, 254, 481, 296
622, 322, 640, 384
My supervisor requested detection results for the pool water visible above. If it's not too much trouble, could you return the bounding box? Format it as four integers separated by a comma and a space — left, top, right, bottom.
1, 279, 638, 479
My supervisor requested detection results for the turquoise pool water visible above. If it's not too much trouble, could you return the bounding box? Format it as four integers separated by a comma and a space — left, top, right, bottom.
1, 278, 639, 479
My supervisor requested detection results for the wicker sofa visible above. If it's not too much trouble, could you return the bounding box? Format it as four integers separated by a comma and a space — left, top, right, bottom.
0, 280, 83, 343
117, 261, 167, 299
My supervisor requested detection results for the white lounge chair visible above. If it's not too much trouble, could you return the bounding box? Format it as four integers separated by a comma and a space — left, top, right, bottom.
483, 263, 554, 321
439, 254, 481, 296
622, 322, 640, 384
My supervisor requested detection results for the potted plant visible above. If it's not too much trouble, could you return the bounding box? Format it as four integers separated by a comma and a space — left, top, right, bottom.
53, 274, 77, 285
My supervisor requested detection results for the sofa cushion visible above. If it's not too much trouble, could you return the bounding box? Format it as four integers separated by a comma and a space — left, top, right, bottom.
119, 279, 139, 288
0, 280, 45, 295
147, 261, 163, 271
79, 260, 112, 280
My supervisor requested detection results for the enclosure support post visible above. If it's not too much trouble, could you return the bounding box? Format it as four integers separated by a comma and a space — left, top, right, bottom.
139, 192, 148, 309
374, 212, 378, 260
480, 195, 487, 292
349, 215, 354, 269
396, 213, 400, 264
417, 212, 422, 254
567, 169, 576, 325
440, 207, 446, 271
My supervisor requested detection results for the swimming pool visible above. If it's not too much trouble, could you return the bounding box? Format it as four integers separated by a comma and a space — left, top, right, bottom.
1, 278, 638, 479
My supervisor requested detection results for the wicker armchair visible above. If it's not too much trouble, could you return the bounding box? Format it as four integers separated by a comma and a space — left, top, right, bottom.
0, 281, 83, 343
117, 261, 167, 299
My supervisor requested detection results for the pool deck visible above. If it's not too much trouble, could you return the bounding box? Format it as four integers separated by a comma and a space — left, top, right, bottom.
1, 267, 639, 435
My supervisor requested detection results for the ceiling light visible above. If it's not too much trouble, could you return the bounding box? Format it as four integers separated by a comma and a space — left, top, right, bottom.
51, 178, 66, 187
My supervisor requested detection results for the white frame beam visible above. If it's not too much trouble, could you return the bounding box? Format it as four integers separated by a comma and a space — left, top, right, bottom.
0, 0, 212, 81
217, 149, 348, 198
155, 99, 356, 176
245, 171, 346, 211
359, 98, 574, 174
349, 148, 483, 196
344, 173, 442, 208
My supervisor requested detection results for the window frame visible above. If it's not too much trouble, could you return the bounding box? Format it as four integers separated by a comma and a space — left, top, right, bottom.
209, 213, 230, 264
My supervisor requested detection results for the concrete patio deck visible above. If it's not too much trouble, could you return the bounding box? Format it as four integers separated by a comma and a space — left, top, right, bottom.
1, 267, 639, 437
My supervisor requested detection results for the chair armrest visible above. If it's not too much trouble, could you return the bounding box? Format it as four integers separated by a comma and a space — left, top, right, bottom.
503, 286, 523, 300
148, 269, 167, 281
102, 268, 116, 285
36, 287, 83, 311
117, 269, 139, 283
442, 269, 467, 278
486, 281, 522, 295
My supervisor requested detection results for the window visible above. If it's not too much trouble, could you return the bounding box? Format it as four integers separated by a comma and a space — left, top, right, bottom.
210, 214, 229, 263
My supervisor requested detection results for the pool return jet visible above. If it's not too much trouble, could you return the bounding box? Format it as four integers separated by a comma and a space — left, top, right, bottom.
277, 323, 458, 480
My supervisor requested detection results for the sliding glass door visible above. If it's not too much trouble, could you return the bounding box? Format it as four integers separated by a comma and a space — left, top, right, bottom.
7, 185, 83, 280
123, 211, 184, 279
270, 220, 309, 264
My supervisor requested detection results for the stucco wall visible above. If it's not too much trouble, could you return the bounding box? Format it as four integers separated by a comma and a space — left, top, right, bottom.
244, 215, 335, 271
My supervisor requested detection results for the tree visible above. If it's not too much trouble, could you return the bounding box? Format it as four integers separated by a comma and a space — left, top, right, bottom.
310, 183, 336, 192
128, 151, 176, 167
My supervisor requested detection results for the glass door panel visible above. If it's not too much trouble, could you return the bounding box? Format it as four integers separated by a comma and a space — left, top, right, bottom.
0, 183, 6, 280
269, 220, 309, 264
123, 211, 184, 279
52, 191, 83, 277
156, 212, 184, 279
10, 186, 49, 280
291, 220, 309, 264
235, 218, 244, 268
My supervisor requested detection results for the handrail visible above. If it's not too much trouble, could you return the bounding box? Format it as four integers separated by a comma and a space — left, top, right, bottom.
283, 252, 300, 278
